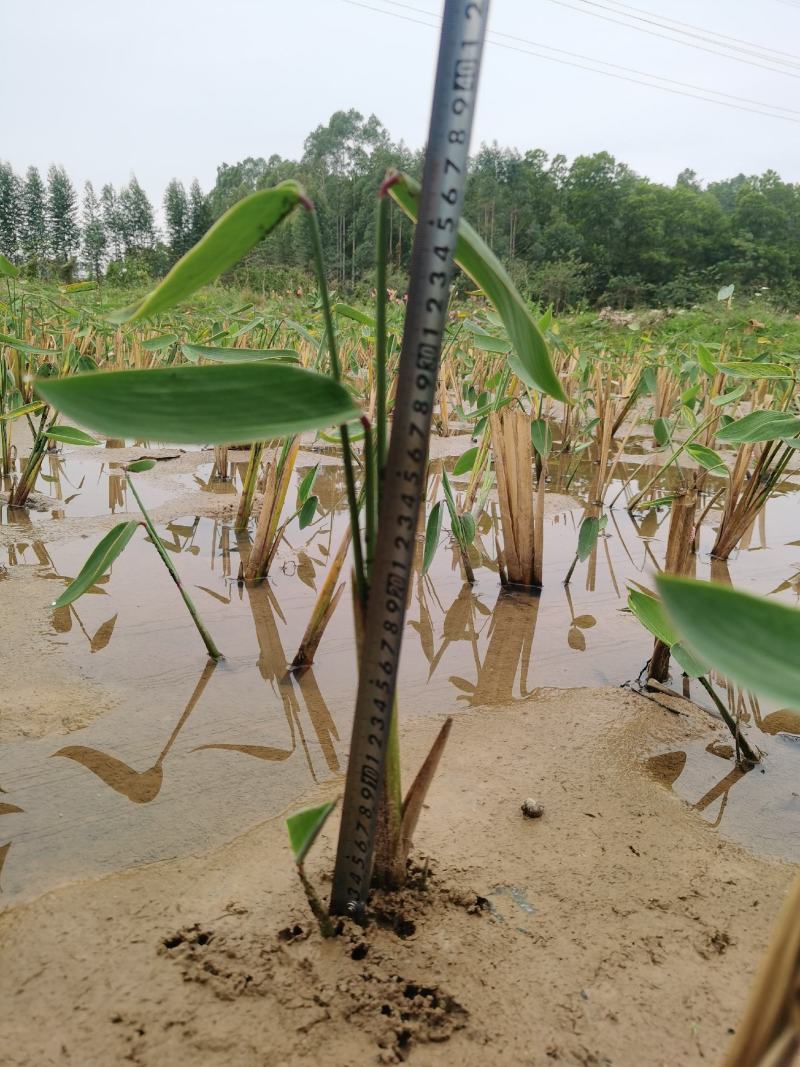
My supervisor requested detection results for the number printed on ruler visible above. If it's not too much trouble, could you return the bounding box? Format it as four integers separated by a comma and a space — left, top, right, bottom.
336, 0, 489, 912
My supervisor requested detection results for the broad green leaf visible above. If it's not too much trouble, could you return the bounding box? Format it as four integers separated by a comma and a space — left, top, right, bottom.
388, 172, 565, 401
657, 575, 800, 707
463, 320, 511, 354
577, 515, 604, 562
126, 459, 156, 473
653, 417, 671, 447
627, 587, 677, 647
686, 442, 726, 475
142, 333, 178, 351
0, 333, 54, 356
181, 343, 299, 364
297, 463, 319, 506
453, 446, 478, 476
0, 400, 45, 421
45, 426, 98, 447
531, 418, 552, 460
332, 302, 376, 328
298, 494, 318, 529
109, 181, 304, 323
711, 384, 747, 407
422, 500, 443, 575
696, 344, 716, 376
671, 641, 707, 679
0, 253, 20, 278
35, 363, 359, 446
286, 800, 336, 865
716, 410, 800, 444
53, 521, 140, 609
718, 361, 793, 379
61, 280, 97, 292
459, 511, 476, 546
639, 494, 676, 510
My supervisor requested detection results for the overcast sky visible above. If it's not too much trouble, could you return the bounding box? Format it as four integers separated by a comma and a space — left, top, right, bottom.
6, 0, 800, 205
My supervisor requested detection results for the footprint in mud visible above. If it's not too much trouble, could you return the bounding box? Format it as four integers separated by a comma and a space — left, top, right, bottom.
159, 921, 468, 1060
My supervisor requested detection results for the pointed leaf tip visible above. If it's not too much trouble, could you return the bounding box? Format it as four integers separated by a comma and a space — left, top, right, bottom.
286, 801, 337, 865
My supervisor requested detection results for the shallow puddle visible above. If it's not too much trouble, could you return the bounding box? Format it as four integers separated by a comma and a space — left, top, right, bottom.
1, 442, 798, 903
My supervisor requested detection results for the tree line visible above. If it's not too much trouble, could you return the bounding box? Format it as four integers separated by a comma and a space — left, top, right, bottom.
3, 109, 800, 307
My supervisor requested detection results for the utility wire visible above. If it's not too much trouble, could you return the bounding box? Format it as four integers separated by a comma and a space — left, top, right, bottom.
344, 0, 800, 124
568, 0, 800, 70
599, 0, 800, 66
544, 0, 800, 80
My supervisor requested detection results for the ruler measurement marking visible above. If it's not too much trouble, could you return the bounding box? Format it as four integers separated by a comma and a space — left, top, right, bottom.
330, 0, 489, 917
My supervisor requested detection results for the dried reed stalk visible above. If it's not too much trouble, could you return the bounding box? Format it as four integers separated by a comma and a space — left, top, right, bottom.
490, 408, 543, 587
290, 526, 352, 670
719, 872, 800, 1067
650, 488, 697, 682
242, 437, 300, 582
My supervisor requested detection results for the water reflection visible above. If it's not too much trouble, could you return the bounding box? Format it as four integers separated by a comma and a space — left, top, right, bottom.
1, 446, 799, 901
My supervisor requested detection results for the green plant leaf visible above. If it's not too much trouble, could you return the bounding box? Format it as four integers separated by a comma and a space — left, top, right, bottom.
696, 344, 716, 376
181, 343, 299, 364
332, 302, 376, 328
109, 181, 305, 323
453, 446, 478, 476
35, 363, 359, 446
298, 494, 318, 529
716, 410, 800, 444
577, 515, 602, 562
388, 172, 565, 401
0, 253, 20, 278
670, 641, 707, 679
45, 426, 98, 447
297, 463, 319, 506
653, 417, 671, 447
657, 575, 800, 706
711, 383, 747, 407
0, 400, 45, 421
531, 418, 552, 460
0, 333, 54, 356
686, 442, 727, 475
459, 511, 476, 546
53, 521, 140, 609
718, 361, 793, 379
627, 587, 677, 647
286, 800, 336, 865
142, 333, 178, 351
126, 459, 156, 473
423, 501, 443, 575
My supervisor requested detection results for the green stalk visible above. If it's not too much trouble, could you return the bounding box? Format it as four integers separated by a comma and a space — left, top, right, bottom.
235, 440, 265, 530
303, 201, 366, 605
375, 186, 393, 480
126, 473, 222, 660
697, 675, 758, 764
362, 416, 377, 577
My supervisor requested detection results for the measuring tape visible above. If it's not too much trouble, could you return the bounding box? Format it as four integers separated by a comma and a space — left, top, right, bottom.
330, 0, 490, 917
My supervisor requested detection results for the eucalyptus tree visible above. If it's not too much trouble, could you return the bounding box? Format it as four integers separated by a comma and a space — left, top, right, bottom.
81, 181, 107, 279
47, 165, 79, 265
0, 162, 20, 260
20, 166, 48, 266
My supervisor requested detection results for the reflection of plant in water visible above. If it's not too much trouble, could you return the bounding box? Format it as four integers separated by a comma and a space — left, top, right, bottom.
53, 660, 218, 803
450, 588, 540, 707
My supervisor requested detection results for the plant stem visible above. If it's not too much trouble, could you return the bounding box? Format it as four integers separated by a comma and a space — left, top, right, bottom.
697, 675, 758, 764
375, 181, 396, 483
126, 473, 223, 660
303, 202, 366, 605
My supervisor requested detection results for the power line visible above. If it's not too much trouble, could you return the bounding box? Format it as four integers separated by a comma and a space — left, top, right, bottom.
544, 0, 800, 80
598, 0, 800, 66
344, 0, 800, 124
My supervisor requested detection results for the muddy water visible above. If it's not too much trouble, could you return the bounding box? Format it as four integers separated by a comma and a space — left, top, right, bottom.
1, 441, 798, 904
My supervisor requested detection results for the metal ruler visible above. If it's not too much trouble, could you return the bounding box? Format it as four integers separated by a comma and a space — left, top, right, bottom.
330, 0, 490, 917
